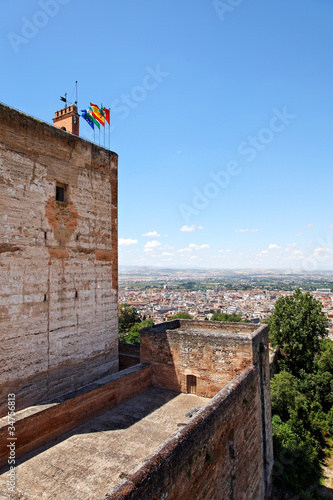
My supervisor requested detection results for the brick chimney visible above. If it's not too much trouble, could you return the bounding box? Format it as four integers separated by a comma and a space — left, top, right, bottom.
53, 104, 79, 136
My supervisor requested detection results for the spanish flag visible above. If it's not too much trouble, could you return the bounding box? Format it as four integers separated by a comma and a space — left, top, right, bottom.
90, 103, 105, 126
87, 107, 100, 129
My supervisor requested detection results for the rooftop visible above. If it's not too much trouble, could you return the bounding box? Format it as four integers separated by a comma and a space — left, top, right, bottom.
0, 388, 209, 500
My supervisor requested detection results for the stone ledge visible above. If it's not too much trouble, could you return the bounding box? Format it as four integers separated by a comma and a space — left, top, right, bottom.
0, 363, 152, 468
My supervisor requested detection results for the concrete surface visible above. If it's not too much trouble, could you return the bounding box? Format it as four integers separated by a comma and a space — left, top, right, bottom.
0, 388, 209, 499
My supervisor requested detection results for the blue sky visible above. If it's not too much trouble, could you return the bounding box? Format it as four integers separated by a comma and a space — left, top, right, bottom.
2, 0, 333, 270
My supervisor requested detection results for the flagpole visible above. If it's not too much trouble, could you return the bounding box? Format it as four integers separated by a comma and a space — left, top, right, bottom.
75, 81, 78, 108
109, 108, 111, 150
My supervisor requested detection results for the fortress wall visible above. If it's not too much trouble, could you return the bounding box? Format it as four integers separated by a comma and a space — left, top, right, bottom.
105, 366, 269, 500
140, 320, 263, 397
0, 363, 152, 468
0, 103, 118, 416
119, 342, 140, 370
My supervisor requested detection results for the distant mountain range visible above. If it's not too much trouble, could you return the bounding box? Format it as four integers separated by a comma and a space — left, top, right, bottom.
119, 266, 333, 278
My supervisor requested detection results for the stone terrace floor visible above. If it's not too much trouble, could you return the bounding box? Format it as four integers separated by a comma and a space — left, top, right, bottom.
0, 388, 210, 500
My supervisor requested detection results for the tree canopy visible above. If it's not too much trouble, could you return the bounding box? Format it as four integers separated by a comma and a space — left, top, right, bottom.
118, 304, 154, 344
171, 312, 193, 320
122, 318, 154, 344
269, 288, 328, 375
269, 289, 332, 497
118, 304, 142, 335
211, 312, 247, 323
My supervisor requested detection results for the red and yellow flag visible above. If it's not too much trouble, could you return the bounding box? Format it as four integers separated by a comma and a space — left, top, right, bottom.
90, 103, 105, 126
100, 105, 110, 125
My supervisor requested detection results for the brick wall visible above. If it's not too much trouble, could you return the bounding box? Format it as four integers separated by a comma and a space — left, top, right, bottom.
105, 366, 271, 500
0, 363, 152, 468
119, 342, 140, 370
0, 103, 118, 415
137, 320, 273, 498
140, 319, 260, 397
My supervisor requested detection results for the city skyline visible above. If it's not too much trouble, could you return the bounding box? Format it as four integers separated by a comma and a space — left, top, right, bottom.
2, 1, 333, 270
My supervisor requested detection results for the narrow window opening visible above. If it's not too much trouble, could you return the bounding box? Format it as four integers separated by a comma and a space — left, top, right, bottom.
55, 183, 68, 203
187, 375, 197, 394
56, 185, 65, 202
76, 234, 79, 241
44, 294, 47, 302
44, 232, 47, 240
75, 291, 78, 299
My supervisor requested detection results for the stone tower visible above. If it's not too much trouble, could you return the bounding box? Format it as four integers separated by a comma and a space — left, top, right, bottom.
0, 102, 118, 415
52, 104, 80, 135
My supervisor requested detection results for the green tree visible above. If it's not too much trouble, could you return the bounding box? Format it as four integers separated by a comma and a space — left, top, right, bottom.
171, 312, 193, 320
270, 372, 326, 493
272, 415, 321, 493
122, 318, 154, 344
269, 288, 328, 375
271, 371, 302, 421
297, 339, 333, 413
118, 304, 141, 335
211, 312, 244, 322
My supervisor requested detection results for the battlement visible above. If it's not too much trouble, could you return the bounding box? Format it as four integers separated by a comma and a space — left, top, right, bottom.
140, 319, 268, 397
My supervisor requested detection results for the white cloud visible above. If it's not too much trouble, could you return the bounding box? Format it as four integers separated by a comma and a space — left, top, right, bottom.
189, 243, 210, 250
144, 240, 161, 252
178, 243, 210, 253
235, 228, 258, 233
295, 232, 303, 236
162, 252, 174, 256
290, 249, 304, 259
180, 225, 196, 232
268, 243, 281, 250
119, 238, 138, 246
287, 243, 297, 247
313, 247, 332, 257
142, 230, 160, 237
306, 223, 314, 229
198, 226, 204, 230
219, 249, 231, 253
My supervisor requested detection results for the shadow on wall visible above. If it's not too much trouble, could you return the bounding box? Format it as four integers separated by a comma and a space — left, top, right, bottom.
140, 320, 184, 393
139, 319, 257, 398
0, 386, 179, 476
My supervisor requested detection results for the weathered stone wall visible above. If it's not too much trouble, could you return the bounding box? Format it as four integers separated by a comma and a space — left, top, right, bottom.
140, 319, 260, 397
251, 324, 274, 495
0, 103, 118, 416
119, 342, 140, 370
0, 363, 152, 468
138, 320, 273, 498
105, 366, 270, 500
